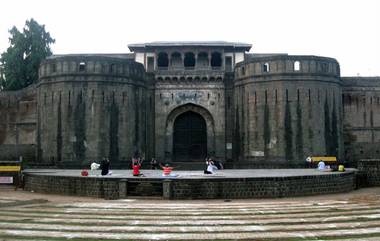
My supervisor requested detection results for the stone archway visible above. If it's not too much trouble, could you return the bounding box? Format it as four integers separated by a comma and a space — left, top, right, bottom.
173, 111, 207, 161
165, 104, 215, 161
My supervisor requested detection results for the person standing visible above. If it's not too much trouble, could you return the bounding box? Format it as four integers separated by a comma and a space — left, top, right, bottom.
100, 157, 110, 176
150, 158, 159, 170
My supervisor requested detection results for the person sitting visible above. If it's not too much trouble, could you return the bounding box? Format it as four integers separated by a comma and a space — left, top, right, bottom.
150, 158, 159, 170
204, 160, 218, 174
100, 157, 111, 176
132, 158, 143, 176
160, 163, 178, 177
214, 160, 224, 170
317, 161, 332, 171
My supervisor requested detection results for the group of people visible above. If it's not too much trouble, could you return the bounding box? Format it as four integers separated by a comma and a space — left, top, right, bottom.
204, 157, 223, 174
90, 154, 224, 177
132, 156, 176, 177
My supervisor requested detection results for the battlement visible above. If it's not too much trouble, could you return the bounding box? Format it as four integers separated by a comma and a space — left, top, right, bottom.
235, 55, 340, 81
38, 55, 145, 83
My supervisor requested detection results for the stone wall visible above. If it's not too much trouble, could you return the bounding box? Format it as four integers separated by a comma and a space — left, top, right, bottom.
342, 77, 380, 164
23, 170, 356, 200
357, 159, 380, 186
37, 55, 150, 167
234, 55, 343, 166
154, 79, 226, 162
0, 85, 36, 162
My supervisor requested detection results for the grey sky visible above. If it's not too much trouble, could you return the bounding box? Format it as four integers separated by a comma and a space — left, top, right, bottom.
0, 0, 379, 76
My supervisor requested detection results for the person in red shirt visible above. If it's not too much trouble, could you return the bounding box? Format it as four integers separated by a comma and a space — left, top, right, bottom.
160, 163, 178, 177
132, 158, 143, 176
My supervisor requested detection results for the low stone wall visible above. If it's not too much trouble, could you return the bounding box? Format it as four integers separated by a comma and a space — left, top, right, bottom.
357, 159, 380, 186
165, 172, 356, 199
23, 170, 356, 200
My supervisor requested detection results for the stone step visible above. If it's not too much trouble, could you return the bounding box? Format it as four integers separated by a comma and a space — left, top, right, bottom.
1, 227, 380, 240
1, 212, 380, 226
1, 207, 380, 221
1, 220, 380, 233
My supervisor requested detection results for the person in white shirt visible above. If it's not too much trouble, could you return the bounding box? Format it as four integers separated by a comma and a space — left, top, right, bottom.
205, 160, 218, 174
317, 161, 326, 170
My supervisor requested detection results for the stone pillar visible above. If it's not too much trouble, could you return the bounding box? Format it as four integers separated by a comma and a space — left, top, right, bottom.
357, 159, 380, 187
163, 179, 172, 199
118, 179, 128, 199
103, 180, 119, 200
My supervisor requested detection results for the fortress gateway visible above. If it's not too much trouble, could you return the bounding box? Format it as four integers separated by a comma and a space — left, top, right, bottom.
0, 41, 379, 167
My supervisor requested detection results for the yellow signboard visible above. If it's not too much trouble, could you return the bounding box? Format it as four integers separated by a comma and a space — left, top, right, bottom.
0, 166, 21, 172
311, 156, 337, 163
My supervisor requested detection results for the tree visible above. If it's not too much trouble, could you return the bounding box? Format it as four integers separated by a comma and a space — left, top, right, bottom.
0, 19, 55, 90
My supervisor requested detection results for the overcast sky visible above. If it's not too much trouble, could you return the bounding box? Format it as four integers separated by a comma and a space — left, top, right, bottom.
0, 0, 379, 76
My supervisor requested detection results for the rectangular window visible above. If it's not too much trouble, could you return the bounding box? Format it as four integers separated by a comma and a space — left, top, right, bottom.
147, 57, 154, 72
225, 56, 232, 72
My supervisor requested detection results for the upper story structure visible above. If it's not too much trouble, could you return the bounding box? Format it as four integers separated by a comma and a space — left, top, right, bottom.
128, 41, 252, 81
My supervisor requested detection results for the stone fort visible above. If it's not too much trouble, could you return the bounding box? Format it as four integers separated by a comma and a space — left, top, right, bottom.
0, 41, 379, 168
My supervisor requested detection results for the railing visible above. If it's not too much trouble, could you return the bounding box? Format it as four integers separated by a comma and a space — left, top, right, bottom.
155, 66, 223, 72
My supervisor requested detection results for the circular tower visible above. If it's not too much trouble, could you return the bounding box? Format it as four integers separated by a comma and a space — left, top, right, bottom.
37, 55, 147, 167
234, 55, 342, 167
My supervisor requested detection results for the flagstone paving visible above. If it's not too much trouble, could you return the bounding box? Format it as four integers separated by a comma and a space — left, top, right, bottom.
0, 186, 380, 240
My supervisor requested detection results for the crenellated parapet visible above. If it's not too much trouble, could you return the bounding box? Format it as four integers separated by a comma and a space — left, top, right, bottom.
39, 55, 145, 85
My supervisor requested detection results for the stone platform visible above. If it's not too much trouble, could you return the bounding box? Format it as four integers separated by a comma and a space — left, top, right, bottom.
23, 168, 357, 200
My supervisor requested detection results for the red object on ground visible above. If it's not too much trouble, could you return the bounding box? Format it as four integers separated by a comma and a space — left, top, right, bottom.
81, 170, 89, 176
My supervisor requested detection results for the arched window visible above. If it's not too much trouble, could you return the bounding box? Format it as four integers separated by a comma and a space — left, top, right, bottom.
79, 62, 86, 71
109, 63, 115, 73
51, 63, 56, 73
197, 52, 209, 67
294, 61, 300, 71
263, 62, 270, 72
211, 52, 222, 68
171, 52, 182, 67
157, 52, 169, 68
184, 52, 195, 68
241, 66, 245, 76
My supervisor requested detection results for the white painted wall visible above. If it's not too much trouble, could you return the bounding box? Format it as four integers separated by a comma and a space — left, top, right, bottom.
235, 52, 245, 64
135, 52, 145, 65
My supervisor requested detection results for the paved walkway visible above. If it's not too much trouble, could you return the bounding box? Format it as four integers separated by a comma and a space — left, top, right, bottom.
0, 186, 379, 240
23, 168, 356, 179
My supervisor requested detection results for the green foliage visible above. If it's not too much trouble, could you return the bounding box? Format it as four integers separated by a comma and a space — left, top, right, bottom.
0, 19, 55, 90
284, 101, 293, 161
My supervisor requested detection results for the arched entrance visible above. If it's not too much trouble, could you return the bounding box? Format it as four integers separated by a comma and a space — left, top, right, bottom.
173, 111, 207, 161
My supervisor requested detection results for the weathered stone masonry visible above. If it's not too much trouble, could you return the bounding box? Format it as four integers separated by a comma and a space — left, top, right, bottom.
0, 41, 379, 168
